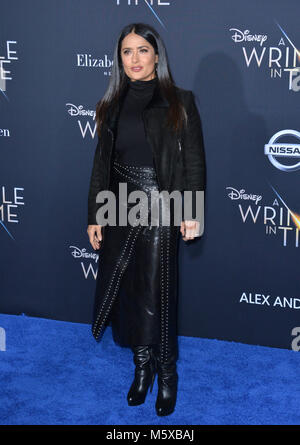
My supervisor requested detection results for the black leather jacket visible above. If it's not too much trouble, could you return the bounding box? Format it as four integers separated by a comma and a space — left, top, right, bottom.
87, 82, 206, 225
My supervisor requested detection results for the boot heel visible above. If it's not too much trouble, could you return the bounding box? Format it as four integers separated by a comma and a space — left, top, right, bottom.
149, 348, 157, 393
149, 370, 156, 393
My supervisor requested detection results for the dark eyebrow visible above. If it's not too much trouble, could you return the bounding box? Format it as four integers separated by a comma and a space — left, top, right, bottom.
122, 45, 149, 50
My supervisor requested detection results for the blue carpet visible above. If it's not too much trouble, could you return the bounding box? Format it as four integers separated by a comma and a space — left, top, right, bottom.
0, 313, 299, 425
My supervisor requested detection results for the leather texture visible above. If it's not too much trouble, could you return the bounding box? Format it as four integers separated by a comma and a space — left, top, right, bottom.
87, 80, 206, 226
91, 158, 180, 364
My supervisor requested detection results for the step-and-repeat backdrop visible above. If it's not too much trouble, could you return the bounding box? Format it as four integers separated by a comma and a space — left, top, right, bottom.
1, 0, 300, 350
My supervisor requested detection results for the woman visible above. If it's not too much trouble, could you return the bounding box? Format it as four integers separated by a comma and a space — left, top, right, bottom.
87, 22, 206, 417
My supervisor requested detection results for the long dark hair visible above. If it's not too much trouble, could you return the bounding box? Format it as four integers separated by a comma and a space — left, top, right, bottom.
95, 22, 187, 138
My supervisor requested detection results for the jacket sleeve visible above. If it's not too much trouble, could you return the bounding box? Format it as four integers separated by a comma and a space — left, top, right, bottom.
87, 136, 103, 226
181, 90, 206, 224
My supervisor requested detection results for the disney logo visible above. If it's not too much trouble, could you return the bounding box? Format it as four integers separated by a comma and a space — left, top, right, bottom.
66, 104, 96, 119
69, 246, 99, 263
226, 187, 262, 205
229, 28, 267, 47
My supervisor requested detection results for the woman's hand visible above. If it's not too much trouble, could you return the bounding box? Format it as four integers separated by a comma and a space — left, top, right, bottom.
87, 225, 102, 250
180, 220, 200, 241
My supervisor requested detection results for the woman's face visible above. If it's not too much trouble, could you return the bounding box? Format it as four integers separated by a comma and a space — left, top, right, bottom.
120, 32, 158, 81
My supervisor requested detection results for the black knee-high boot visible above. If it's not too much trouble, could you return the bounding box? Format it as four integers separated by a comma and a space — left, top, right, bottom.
153, 341, 178, 416
127, 345, 157, 406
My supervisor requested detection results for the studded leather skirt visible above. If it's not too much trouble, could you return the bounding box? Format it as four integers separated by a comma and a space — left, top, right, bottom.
91, 155, 181, 363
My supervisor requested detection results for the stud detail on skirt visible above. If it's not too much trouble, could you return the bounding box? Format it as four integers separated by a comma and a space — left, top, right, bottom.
92, 191, 150, 340
113, 165, 154, 191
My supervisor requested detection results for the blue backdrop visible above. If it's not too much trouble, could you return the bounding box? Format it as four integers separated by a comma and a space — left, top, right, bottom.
1, 0, 300, 350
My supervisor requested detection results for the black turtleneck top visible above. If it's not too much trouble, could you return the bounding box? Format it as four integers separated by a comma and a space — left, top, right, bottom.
114, 75, 157, 167
113, 75, 199, 221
